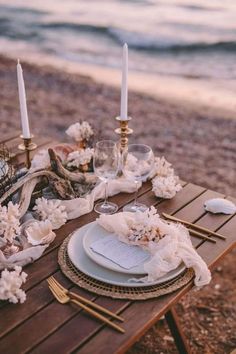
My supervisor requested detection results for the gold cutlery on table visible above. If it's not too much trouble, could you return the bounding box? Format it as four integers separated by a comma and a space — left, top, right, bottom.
47, 276, 124, 322
162, 213, 226, 242
188, 229, 216, 243
47, 277, 125, 334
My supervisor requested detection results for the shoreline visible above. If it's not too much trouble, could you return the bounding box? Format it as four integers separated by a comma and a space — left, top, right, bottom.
3, 51, 236, 120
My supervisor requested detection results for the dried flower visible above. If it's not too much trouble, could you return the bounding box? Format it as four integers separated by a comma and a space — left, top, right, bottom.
152, 175, 182, 199
0, 266, 27, 304
0, 202, 21, 243
66, 121, 93, 142
66, 148, 94, 168
25, 220, 56, 246
33, 197, 68, 229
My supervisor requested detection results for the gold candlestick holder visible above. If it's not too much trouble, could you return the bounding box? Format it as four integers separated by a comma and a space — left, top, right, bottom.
115, 116, 133, 153
18, 135, 37, 169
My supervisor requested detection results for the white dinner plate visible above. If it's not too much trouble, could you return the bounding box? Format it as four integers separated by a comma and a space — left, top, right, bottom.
67, 222, 186, 288
83, 222, 150, 275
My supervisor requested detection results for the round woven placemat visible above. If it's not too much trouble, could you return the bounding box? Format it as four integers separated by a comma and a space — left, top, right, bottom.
58, 235, 194, 300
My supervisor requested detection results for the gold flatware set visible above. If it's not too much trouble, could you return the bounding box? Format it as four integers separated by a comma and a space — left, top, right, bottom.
47, 276, 125, 334
162, 213, 226, 243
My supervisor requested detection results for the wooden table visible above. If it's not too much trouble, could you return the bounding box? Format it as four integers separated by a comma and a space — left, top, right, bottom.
0, 134, 235, 354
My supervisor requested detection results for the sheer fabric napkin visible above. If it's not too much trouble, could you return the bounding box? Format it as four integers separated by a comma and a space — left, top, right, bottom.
97, 211, 211, 287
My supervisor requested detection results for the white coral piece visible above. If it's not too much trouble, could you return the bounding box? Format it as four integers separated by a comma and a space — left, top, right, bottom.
67, 148, 94, 168
125, 153, 138, 171
33, 198, 68, 230
0, 266, 27, 304
150, 156, 174, 179
127, 206, 164, 245
152, 175, 182, 199
66, 121, 94, 142
0, 202, 21, 243
30, 149, 50, 171
25, 220, 56, 246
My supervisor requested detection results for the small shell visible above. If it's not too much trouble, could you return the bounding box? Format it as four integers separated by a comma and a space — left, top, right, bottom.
25, 220, 56, 246
204, 198, 236, 215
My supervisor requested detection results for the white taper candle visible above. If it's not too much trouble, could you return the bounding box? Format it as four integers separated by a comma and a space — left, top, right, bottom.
17, 59, 30, 138
120, 43, 128, 120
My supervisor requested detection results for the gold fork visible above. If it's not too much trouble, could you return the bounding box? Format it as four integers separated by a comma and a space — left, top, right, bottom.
48, 276, 124, 322
48, 279, 125, 334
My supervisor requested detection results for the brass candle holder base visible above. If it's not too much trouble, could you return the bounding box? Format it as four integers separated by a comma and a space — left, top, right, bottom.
115, 116, 133, 153
18, 134, 37, 169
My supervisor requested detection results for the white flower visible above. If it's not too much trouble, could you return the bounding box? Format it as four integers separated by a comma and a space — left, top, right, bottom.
152, 175, 182, 199
0, 202, 21, 243
25, 220, 56, 246
33, 198, 68, 229
30, 149, 50, 171
150, 156, 174, 179
66, 121, 93, 142
66, 148, 94, 168
0, 266, 27, 304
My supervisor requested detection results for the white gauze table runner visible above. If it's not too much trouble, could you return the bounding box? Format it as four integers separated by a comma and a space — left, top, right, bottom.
59, 178, 140, 220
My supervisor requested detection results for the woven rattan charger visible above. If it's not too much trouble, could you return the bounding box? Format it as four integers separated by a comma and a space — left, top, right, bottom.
58, 233, 194, 300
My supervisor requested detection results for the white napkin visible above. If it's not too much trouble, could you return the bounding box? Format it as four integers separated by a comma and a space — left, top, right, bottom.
60, 178, 140, 220
97, 211, 211, 287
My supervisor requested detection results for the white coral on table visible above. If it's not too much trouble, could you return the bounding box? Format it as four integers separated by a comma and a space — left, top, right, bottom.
25, 220, 56, 246
66, 148, 94, 168
0, 202, 21, 243
150, 156, 174, 179
0, 266, 27, 304
152, 175, 182, 199
66, 121, 94, 142
30, 149, 50, 171
33, 198, 68, 230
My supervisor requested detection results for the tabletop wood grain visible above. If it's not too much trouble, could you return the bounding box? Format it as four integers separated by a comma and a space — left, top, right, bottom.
0, 133, 235, 354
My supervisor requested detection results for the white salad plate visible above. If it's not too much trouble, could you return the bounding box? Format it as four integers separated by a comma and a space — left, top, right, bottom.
67, 222, 186, 288
83, 222, 150, 275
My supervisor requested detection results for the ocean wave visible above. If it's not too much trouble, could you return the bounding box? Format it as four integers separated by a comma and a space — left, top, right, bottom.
9, 20, 236, 53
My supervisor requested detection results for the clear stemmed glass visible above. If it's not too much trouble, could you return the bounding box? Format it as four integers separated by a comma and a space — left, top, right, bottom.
122, 144, 154, 212
93, 140, 119, 214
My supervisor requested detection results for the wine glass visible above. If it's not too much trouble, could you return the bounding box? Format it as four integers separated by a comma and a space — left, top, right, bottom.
93, 140, 119, 214
122, 144, 154, 212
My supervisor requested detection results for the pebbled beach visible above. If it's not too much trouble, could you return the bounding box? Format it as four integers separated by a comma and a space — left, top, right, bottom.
0, 54, 235, 354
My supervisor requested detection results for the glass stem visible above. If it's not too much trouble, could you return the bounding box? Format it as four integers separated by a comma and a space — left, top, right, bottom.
134, 180, 139, 206
104, 180, 108, 205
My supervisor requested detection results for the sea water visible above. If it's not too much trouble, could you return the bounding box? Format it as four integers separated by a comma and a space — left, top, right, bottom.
0, 0, 236, 107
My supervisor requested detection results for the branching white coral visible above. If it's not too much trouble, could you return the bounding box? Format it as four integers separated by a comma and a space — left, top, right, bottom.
66, 148, 94, 168
33, 198, 68, 230
66, 121, 94, 142
150, 156, 174, 179
25, 220, 56, 246
30, 149, 50, 171
152, 175, 182, 199
0, 266, 27, 304
127, 207, 165, 245
0, 202, 21, 243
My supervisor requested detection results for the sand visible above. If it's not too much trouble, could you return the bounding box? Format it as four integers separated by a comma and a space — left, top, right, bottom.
0, 54, 235, 353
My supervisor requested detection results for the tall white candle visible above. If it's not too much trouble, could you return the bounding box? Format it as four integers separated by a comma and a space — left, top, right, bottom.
17, 60, 30, 138
120, 43, 128, 120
